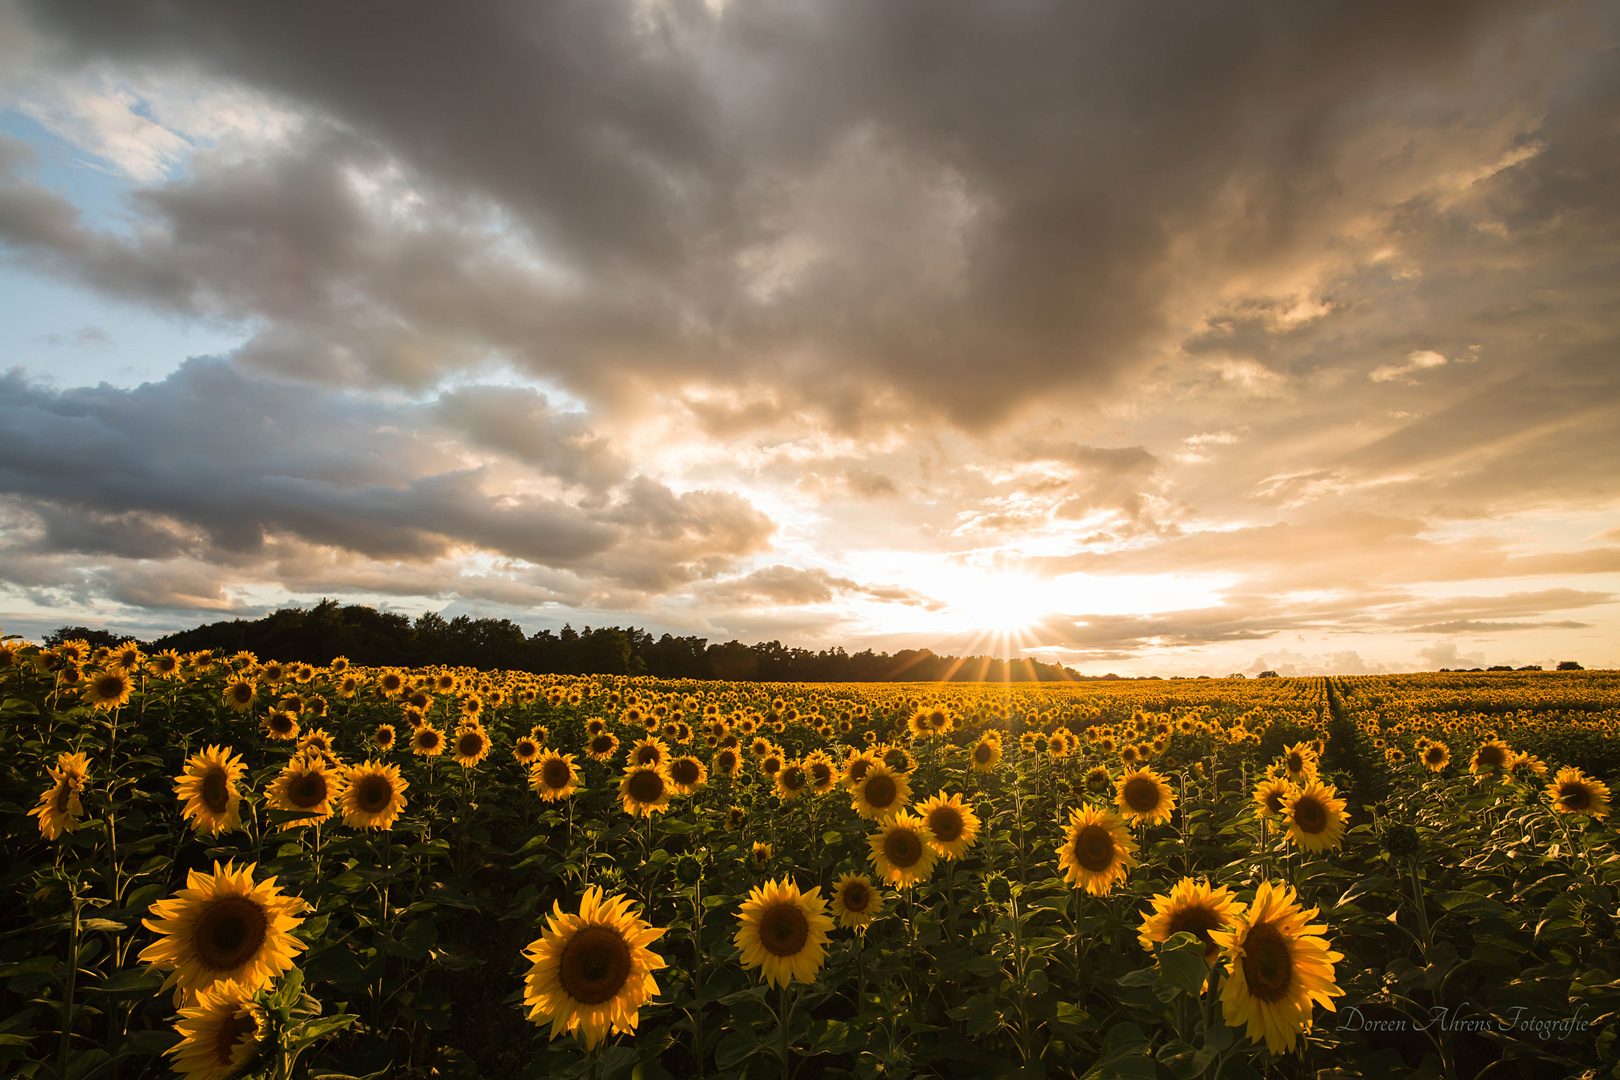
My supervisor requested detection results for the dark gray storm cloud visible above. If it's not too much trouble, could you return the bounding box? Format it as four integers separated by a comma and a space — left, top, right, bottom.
9, 0, 1598, 432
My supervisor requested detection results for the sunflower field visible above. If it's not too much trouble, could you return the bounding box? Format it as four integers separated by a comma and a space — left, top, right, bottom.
2, 639, 1618, 1080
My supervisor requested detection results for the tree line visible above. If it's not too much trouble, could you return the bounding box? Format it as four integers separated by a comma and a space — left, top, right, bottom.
46, 600, 1096, 682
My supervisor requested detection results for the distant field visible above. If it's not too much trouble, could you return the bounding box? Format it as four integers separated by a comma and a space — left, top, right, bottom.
3, 644, 1616, 1080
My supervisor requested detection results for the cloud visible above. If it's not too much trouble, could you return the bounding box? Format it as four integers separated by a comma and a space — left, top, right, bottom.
1369, 349, 1452, 383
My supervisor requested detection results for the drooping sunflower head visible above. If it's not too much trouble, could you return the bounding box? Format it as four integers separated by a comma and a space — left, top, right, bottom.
829, 873, 883, 929
867, 812, 938, 887
165, 979, 267, 1080
1058, 805, 1138, 896
30, 767, 86, 840
531, 752, 580, 801
1138, 878, 1246, 962
620, 765, 671, 817
852, 761, 912, 820
917, 790, 981, 860
1209, 880, 1344, 1055
1549, 766, 1611, 819
341, 761, 409, 830
1116, 767, 1177, 826
881, 745, 916, 775
1283, 780, 1347, 852
726, 805, 746, 831
138, 860, 307, 1001
298, 728, 333, 756
667, 755, 707, 795
734, 878, 834, 987
175, 746, 246, 837
1081, 765, 1111, 795
522, 887, 668, 1049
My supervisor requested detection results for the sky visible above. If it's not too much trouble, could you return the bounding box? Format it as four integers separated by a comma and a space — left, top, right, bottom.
0, 0, 1617, 676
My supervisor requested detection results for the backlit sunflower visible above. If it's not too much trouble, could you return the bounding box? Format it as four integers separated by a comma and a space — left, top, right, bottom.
1210, 881, 1344, 1054
30, 755, 88, 840
522, 887, 667, 1049
82, 669, 134, 710
1138, 878, 1246, 962
587, 732, 620, 762
1283, 780, 1347, 852
868, 812, 938, 887
829, 873, 883, 929
1116, 767, 1176, 827
667, 755, 707, 795
165, 979, 266, 1080
513, 736, 542, 766
139, 861, 307, 1000
734, 878, 834, 987
175, 746, 246, 836
266, 753, 343, 831
1252, 778, 1293, 819
1468, 740, 1513, 776
531, 752, 580, 801
969, 735, 1002, 772
1281, 742, 1318, 784
1059, 805, 1137, 896
411, 724, 446, 757
852, 761, 911, 820
620, 764, 672, 816
341, 761, 409, 830
1548, 766, 1611, 819
1420, 741, 1450, 772
916, 790, 981, 860
452, 726, 492, 768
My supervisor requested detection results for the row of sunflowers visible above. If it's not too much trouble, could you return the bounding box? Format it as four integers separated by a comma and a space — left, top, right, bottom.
2, 638, 1616, 1079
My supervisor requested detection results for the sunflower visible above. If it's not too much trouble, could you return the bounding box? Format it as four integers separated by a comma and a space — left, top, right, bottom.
452, 726, 492, 768
165, 979, 267, 1080
266, 753, 343, 831
139, 861, 307, 1000
750, 841, 773, 871
411, 724, 446, 757
522, 887, 667, 1049
298, 728, 333, 757
868, 812, 938, 887
1059, 805, 1137, 896
759, 750, 786, 778
1210, 881, 1344, 1054
916, 790, 981, 860
1548, 766, 1612, 819
81, 669, 134, 711
513, 736, 542, 766
1252, 778, 1293, 820
969, 735, 1003, 772
667, 755, 707, 795
1469, 740, 1513, 776
1119, 743, 1142, 767
1283, 780, 1347, 852
712, 747, 742, 777
31, 760, 87, 840
829, 873, 883, 929
880, 745, 917, 774
734, 878, 834, 987
532, 752, 581, 801
263, 711, 300, 742
630, 738, 670, 769
1083, 765, 1112, 795
842, 750, 878, 791
726, 806, 746, 831
1281, 742, 1318, 784
175, 746, 246, 837
147, 650, 182, 678
1138, 878, 1246, 962
852, 762, 911, 820
341, 761, 409, 830
803, 751, 838, 794
587, 732, 620, 762
1116, 767, 1177, 827
620, 765, 672, 817
374, 724, 397, 751
1421, 741, 1450, 772
776, 761, 811, 802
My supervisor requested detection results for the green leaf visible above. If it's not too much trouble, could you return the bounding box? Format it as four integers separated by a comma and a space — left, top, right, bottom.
1158, 933, 1210, 998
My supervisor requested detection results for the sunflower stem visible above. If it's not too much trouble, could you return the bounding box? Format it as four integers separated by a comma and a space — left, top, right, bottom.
57, 885, 81, 1080
1407, 857, 1431, 959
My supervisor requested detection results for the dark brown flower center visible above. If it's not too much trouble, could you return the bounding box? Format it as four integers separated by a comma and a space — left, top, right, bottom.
626, 769, 665, 804
591, 735, 615, 756
52, 780, 75, 814
864, 774, 898, 809
1476, 745, 1506, 768
355, 774, 394, 815
457, 733, 485, 759
761, 756, 782, 776
1073, 824, 1116, 872
558, 926, 633, 1005
1263, 788, 1285, 814
1559, 783, 1591, 810
193, 896, 269, 973
1425, 746, 1446, 764
377, 728, 394, 747
883, 827, 923, 868
760, 901, 810, 956
809, 762, 833, 786
1286, 752, 1305, 773
1123, 776, 1162, 813
841, 883, 871, 912
717, 750, 738, 773
780, 766, 806, 791
201, 768, 231, 814
928, 805, 965, 843
1292, 795, 1328, 833
287, 771, 327, 809
541, 759, 572, 790
212, 1009, 258, 1065
849, 758, 872, 783
1166, 905, 1224, 961
416, 730, 441, 750
669, 758, 700, 785
230, 684, 254, 705
1240, 922, 1293, 1002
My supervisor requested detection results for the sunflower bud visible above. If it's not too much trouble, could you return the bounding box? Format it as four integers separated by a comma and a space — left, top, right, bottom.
675, 854, 703, 886
985, 873, 1013, 905
1379, 822, 1422, 862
